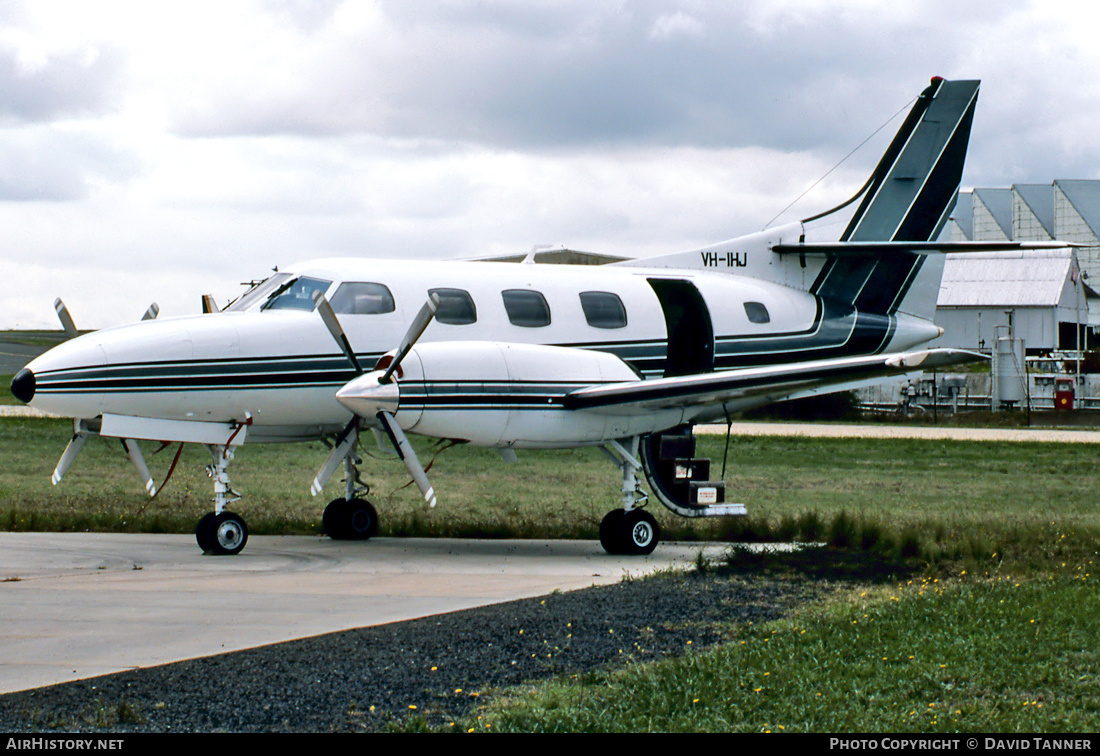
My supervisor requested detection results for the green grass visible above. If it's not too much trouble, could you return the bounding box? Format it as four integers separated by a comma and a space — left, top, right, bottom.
3, 417, 1100, 561
0, 330, 69, 348
472, 564, 1100, 732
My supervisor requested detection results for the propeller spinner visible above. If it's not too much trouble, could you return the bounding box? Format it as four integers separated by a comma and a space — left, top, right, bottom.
318, 291, 441, 507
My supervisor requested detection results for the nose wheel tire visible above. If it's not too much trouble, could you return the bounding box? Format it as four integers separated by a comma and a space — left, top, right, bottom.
196, 511, 249, 555
195, 512, 216, 553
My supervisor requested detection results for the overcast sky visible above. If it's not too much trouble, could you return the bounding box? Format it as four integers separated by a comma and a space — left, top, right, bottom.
3, 0, 1099, 328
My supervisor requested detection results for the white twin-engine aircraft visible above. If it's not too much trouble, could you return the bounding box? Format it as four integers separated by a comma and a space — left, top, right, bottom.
10, 77, 1048, 556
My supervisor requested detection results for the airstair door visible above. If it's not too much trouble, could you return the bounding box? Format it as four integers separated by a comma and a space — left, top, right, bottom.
647, 278, 714, 377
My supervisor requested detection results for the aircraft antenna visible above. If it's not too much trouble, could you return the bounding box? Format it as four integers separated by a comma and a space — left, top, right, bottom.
762, 95, 917, 231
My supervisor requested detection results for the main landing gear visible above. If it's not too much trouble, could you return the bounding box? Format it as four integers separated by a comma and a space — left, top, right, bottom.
195, 445, 249, 555
599, 508, 660, 555
598, 437, 661, 555
596, 428, 748, 556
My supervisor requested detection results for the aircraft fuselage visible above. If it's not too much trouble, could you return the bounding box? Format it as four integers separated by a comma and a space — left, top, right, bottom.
19, 256, 940, 444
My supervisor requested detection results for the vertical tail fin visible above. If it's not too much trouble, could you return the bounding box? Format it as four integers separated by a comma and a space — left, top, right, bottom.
837, 78, 980, 242
809, 78, 979, 320
618, 77, 980, 326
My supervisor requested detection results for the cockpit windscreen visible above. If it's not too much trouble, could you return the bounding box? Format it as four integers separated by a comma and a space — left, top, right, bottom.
259, 276, 333, 312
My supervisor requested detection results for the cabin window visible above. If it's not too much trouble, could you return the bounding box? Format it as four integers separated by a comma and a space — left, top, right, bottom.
329, 282, 396, 315
429, 288, 477, 325
579, 291, 627, 329
744, 301, 770, 324
502, 289, 551, 327
260, 276, 333, 312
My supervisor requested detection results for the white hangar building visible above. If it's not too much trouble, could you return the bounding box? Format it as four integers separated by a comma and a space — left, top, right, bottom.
933, 181, 1100, 352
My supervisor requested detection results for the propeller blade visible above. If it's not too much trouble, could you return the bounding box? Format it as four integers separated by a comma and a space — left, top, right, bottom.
122, 438, 157, 497
52, 433, 88, 485
313, 291, 363, 375
377, 410, 436, 507
381, 292, 440, 384
311, 419, 359, 496
142, 302, 160, 321
54, 298, 78, 339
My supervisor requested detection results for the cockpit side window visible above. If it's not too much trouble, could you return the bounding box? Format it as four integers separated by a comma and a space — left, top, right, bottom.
260, 276, 333, 312
329, 282, 396, 315
225, 272, 292, 312
429, 288, 477, 325
502, 289, 551, 327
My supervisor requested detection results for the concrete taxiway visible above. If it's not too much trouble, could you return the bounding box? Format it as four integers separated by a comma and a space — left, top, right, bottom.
0, 533, 728, 695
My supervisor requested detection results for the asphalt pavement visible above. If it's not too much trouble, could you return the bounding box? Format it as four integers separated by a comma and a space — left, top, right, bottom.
0, 533, 728, 695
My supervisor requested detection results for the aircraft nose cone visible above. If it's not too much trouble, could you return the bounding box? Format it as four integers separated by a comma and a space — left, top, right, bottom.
10, 368, 35, 404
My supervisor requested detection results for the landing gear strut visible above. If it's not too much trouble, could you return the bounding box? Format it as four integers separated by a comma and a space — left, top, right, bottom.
598, 437, 661, 555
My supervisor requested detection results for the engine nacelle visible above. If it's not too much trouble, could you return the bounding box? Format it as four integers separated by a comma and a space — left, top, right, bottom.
336, 341, 684, 448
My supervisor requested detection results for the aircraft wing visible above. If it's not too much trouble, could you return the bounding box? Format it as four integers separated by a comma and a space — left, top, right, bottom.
562, 348, 984, 415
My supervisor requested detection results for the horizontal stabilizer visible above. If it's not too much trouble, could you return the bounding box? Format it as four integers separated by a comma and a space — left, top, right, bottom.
773, 241, 1073, 258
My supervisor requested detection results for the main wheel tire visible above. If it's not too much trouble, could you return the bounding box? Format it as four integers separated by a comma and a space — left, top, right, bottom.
621, 509, 660, 555
323, 498, 349, 540
207, 511, 248, 555
599, 509, 627, 555
343, 498, 378, 540
195, 511, 217, 553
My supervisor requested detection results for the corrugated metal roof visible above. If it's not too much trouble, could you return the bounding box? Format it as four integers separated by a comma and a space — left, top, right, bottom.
938, 249, 1073, 307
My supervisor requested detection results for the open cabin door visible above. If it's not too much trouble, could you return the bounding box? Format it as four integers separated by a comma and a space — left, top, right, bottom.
647, 278, 714, 377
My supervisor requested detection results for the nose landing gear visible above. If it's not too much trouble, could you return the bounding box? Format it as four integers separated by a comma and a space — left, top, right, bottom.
195, 444, 249, 555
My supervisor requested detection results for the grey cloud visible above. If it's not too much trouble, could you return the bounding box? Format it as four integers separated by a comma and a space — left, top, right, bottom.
0, 128, 140, 201
261, 0, 344, 34
175, 1, 989, 154
0, 45, 125, 123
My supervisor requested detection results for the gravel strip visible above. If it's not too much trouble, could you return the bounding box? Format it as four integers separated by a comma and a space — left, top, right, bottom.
0, 567, 830, 733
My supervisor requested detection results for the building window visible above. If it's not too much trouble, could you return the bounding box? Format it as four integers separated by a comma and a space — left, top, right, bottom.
429, 288, 477, 325
580, 291, 627, 329
744, 301, 770, 324
502, 289, 551, 327
329, 282, 396, 314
